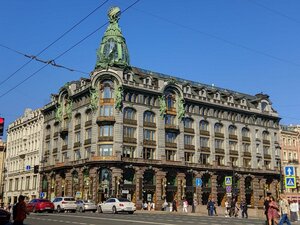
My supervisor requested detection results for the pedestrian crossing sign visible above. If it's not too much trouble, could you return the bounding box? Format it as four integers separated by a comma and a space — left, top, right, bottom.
285, 176, 296, 189
225, 176, 232, 186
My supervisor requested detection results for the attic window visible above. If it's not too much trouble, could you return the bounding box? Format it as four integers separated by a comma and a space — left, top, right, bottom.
215, 93, 220, 100
124, 73, 133, 81
200, 90, 206, 96
241, 99, 246, 105
144, 77, 151, 85
228, 96, 234, 103
261, 102, 268, 112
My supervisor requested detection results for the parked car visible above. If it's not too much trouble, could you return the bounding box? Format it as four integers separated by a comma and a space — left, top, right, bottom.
0, 209, 10, 225
76, 200, 97, 213
98, 198, 136, 214
52, 197, 77, 213
27, 199, 54, 213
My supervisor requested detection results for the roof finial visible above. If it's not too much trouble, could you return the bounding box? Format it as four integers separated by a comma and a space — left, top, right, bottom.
108, 6, 121, 23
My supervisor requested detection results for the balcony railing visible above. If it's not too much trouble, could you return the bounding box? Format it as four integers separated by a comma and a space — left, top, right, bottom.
84, 139, 91, 145
73, 142, 81, 148
143, 139, 156, 146
96, 116, 115, 125
53, 132, 59, 138
184, 128, 195, 134
242, 136, 251, 142
288, 159, 299, 164
123, 137, 137, 144
62, 145, 68, 151
263, 139, 270, 145
165, 124, 179, 132
124, 119, 137, 125
229, 134, 238, 140
45, 134, 50, 140
215, 132, 224, 138
264, 154, 271, 159
74, 124, 81, 130
200, 146, 210, 153
143, 121, 156, 128
184, 144, 195, 150
200, 130, 210, 136
243, 151, 252, 157
165, 142, 177, 148
52, 148, 58, 154
100, 98, 114, 104
229, 150, 239, 156
85, 120, 92, 127
98, 136, 113, 142
91, 155, 119, 161
60, 127, 68, 136
215, 148, 225, 154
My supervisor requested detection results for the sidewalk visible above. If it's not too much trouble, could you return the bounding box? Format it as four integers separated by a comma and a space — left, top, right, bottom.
136, 205, 265, 220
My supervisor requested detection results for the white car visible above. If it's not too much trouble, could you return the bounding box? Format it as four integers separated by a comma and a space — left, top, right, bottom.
98, 198, 136, 214
52, 197, 77, 213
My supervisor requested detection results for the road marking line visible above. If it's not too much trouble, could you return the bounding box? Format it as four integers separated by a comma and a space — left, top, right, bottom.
36, 214, 176, 225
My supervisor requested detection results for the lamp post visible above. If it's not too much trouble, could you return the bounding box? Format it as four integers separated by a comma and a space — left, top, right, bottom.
231, 162, 236, 201
187, 169, 195, 213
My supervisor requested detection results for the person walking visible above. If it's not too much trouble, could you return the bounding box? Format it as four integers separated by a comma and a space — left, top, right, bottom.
13, 195, 29, 225
224, 200, 230, 217
240, 200, 248, 219
268, 196, 280, 225
264, 196, 270, 225
278, 194, 291, 225
290, 200, 298, 222
172, 199, 177, 212
182, 199, 188, 213
234, 200, 240, 217
207, 198, 215, 216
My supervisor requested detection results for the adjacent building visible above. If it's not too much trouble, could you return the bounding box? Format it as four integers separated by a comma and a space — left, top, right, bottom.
40, 7, 281, 208
0, 140, 6, 205
3, 108, 43, 204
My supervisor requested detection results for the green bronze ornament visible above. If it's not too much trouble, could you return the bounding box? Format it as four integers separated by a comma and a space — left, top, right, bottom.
159, 95, 167, 118
66, 98, 73, 120
55, 104, 63, 122
115, 85, 123, 111
89, 88, 99, 111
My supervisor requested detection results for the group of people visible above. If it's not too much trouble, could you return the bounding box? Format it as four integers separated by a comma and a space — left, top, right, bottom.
142, 201, 155, 211
264, 194, 298, 225
224, 199, 248, 218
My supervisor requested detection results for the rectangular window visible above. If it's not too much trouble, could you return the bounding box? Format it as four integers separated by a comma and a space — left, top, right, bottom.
166, 150, 176, 161
46, 141, 50, 151
230, 157, 238, 167
9, 179, 13, 191
85, 147, 92, 159
25, 176, 30, 190
165, 115, 175, 125
33, 175, 37, 189
124, 127, 135, 138
199, 154, 209, 165
143, 148, 155, 160
256, 144, 260, 153
243, 159, 251, 168
243, 143, 250, 152
100, 105, 113, 116
122, 146, 135, 158
215, 155, 224, 166
75, 132, 81, 142
184, 152, 193, 163
99, 145, 113, 156
100, 125, 114, 137
200, 137, 209, 147
229, 141, 237, 151
15, 178, 19, 191
62, 152, 68, 162
184, 135, 193, 145
74, 150, 81, 160
53, 139, 58, 148
85, 128, 92, 139
215, 139, 223, 149
166, 132, 176, 143
263, 146, 269, 155
63, 135, 68, 146
144, 129, 155, 141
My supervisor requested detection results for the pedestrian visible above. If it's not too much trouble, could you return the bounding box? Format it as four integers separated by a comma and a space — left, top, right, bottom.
268, 196, 280, 225
230, 199, 236, 217
172, 199, 177, 212
182, 199, 188, 213
207, 198, 214, 216
264, 196, 270, 225
234, 200, 239, 217
224, 200, 230, 217
147, 202, 151, 211
212, 199, 218, 216
278, 194, 291, 225
240, 200, 248, 219
151, 202, 155, 211
13, 195, 29, 225
142, 201, 148, 210
290, 200, 298, 222
162, 200, 168, 211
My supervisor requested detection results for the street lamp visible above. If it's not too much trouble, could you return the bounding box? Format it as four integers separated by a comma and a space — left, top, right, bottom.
187, 169, 195, 213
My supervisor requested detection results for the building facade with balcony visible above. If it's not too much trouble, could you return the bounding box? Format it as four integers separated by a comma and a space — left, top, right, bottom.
280, 125, 300, 199
3, 108, 43, 204
40, 7, 281, 208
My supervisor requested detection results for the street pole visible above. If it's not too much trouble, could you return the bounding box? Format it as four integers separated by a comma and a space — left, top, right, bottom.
188, 169, 195, 213
279, 159, 284, 193
231, 162, 235, 201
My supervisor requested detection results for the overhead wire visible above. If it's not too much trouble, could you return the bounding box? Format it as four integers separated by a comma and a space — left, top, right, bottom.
0, 0, 109, 86
0, 44, 89, 75
0, 0, 141, 99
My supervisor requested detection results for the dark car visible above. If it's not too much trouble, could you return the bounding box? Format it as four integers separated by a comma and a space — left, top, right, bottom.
27, 199, 54, 213
0, 209, 11, 225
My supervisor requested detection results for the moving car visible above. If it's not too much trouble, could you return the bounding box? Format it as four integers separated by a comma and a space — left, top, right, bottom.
27, 199, 54, 213
76, 200, 97, 213
98, 198, 136, 214
52, 197, 77, 213
0, 209, 10, 225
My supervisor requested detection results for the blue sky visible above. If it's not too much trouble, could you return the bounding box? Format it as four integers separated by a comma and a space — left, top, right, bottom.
1, 0, 300, 139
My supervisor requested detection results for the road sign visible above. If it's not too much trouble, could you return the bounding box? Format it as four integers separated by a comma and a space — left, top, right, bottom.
25, 165, 31, 171
75, 191, 82, 198
225, 176, 232, 186
195, 178, 202, 187
226, 186, 232, 193
285, 166, 295, 176
40, 192, 45, 198
226, 193, 232, 197
285, 177, 296, 189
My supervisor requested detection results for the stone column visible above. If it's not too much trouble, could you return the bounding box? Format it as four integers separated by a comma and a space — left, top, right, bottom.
270, 180, 279, 199
155, 169, 166, 210
211, 174, 217, 200
89, 167, 97, 202
177, 173, 186, 201
65, 170, 72, 197
112, 167, 123, 197
135, 167, 144, 209
55, 174, 61, 196
253, 177, 262, 207
239, 175, 245, 202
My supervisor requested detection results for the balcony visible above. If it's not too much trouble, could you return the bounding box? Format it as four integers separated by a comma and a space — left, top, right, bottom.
215, 132, 224, 138
242, 136, 251, 142
52, 148, 58, 154
288, 159, 299, 164
85, 120, 92, 127
98, 136, 113, 142
165, 124, 179, 132
143, 121, 156, 128
74, 124, 81, 130
165, 142, 177, 148
143, 139, 156, 146
184, 128, 195, 134
123, 137, 137, 144
100, 98, 114, 104
73, 142, 81, 148
124, 118, 137, 125
200, 146, 210, 153
264, 154, 271, 159
229, 134, 238, 140
62, 145, 68, 151
45, 134, 50, 140
60, 127, 68, 136
263, 139, 270, 145
44, 150, 50, 155
229, 150, 239, 156
166, 107, 176, 115
53, 132, 59, 138
84, 139, 91, 145
243, 152, 252, 157
96, 116, 115, 125
184, 144, 195, 150
200, 130, 210, 136
91, 155, 119, 161
215, 148, 225, 154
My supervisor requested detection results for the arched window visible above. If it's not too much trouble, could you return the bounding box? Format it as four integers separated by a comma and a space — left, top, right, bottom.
165, 90, 176, 110
242, 127, 250, 137
214, 123, 223, 133
124, 108, 136, 120
262, 131, 269, 140
228, 125, 237, 135
200, 120, 209, 131
86, 109, 92, 121
101, 80, 114, 99
184, 118, 193, 129
74, 113, 81, 126
144, 111, 155, 123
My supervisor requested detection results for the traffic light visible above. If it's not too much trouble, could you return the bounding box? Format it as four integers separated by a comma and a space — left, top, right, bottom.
34, 165, 39, 174
0, 118, 4, 136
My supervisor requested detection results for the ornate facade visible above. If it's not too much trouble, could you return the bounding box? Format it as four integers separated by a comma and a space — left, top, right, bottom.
40, 7, 281, 209
4, 108, 43, 204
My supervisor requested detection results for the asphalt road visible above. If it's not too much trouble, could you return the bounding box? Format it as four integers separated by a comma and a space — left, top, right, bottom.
15, 212, 281, 225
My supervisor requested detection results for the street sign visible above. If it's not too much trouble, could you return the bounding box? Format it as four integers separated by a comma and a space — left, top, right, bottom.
122, 190, 129, 194
226, 193, 232, 197
75, 191, 82, 198
225, 176, 232, 186
226, 186, 232, 193
40, 192, 45, 198
285, 177, 296, 189
25, 165, 31, 171
285, 166, 295, 176
195, 178, 202, 187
